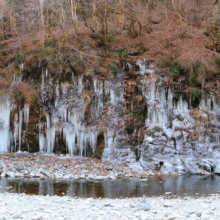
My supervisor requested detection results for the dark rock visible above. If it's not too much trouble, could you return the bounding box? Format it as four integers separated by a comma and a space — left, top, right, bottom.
106, 165, 113, 171
197, 212, 202, 217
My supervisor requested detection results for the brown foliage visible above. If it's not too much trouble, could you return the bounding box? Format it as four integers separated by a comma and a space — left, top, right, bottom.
12, 82, 40, 105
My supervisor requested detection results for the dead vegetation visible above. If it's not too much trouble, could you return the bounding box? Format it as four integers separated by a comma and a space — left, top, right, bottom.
0, 0, 220, 91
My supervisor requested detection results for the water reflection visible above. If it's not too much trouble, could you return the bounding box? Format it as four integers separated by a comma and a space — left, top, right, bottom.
0, 175, 220, 198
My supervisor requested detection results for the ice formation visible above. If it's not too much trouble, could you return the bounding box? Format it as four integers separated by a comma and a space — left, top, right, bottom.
0, 60, 220, 174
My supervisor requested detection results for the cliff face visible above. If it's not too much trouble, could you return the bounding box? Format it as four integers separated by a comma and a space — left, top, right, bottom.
0, 59, 220, 175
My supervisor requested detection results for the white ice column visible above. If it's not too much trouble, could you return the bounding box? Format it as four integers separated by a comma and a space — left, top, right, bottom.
0, 100, 11, 152
24, 104, 30, 130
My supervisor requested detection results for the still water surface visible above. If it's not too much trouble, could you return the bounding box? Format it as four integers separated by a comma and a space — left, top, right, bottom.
0, 175, 220, 198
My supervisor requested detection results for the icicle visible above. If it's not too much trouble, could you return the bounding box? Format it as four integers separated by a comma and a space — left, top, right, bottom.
56, 84, 59, 97
0, 99, 11, 152
102, 129, 114, 160
24, 104, 30, 130
46, 113, 50, 129
18, 110, 23, 152
39, 133, 45, 152
137, 59, 154, 75
57, 105, 68, 122
46, 68, 48, 78
13, 113, 19, 152
93, 78, 103, 96
46, 127, 55, 153
78, 75, 83, 94
137, 59, 146, 75
19, 63, 24, 72
42, 69, 45, 85
41, 113, 56, 153
63, 126, 75, 155
176, 96, 189, 115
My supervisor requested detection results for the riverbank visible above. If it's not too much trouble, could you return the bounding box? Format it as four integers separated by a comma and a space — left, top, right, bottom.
0, 193, 219, 219
0, 152, 170, 180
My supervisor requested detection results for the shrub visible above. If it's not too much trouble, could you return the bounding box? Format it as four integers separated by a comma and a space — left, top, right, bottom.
214, 56, 220, 67
190, 88, 200, 98
106, 35, 113, 42
32, 95, 39, 102
15, 72, 20, 77
159, 59, 171, 68
121, 49, 128, 58
168, 61, 181, 76
13, 89, 22, 100
43, 50, 50, 56
44, 40, 54, 47
32, 48, 41, 53
110, 53, 116, 58
108, 63, 119, 74
91, 33, 100, 39
14, 90, 21, 96
14, 53, 25, 66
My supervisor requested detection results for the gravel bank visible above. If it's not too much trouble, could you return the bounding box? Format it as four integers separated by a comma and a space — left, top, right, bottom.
0, 152, 171, 180
0, 193, 220, 220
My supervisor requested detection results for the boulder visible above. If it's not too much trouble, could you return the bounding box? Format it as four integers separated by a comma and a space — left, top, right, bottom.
105, 165, 113, 171
137, 202, 151, 211
25, 161, 31, 167
80, 163, 88, 169
16, 164, 25, 171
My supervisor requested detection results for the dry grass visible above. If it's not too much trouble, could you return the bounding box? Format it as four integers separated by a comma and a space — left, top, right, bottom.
12, 82, 40, 105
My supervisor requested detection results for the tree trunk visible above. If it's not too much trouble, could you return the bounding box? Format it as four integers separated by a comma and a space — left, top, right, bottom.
119, 0, 125, 30
70, 0, 79, 35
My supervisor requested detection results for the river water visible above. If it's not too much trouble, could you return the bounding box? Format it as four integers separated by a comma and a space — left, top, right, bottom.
0, 175, 220, 198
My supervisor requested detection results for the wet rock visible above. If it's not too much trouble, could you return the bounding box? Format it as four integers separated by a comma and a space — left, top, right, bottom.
27, 167, 32, 173
8, 164, 14, 171
15, 173, 24, 177
25, 161, 31, 167
40, 169, 51, 177
137, 202, 151, 211
6, 171, 15, 177
106, 165, 113, 171
54, 163, 59, 171
80, 172, 86, 179
80, 164, 88, 169
16, 164, 25, 171
87, 174, 94, 179
96, 164, 102, 168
